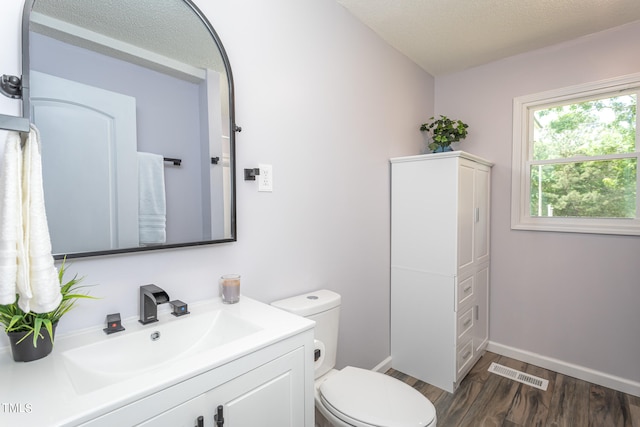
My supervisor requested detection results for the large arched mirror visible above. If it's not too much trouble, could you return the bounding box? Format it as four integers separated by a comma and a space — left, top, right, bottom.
22, 0, 237, 259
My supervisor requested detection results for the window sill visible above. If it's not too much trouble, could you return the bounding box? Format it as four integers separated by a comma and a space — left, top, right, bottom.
511, 217, 640, 236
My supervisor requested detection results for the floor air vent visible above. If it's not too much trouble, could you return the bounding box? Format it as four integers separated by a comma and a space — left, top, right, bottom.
488, 362, 549, 391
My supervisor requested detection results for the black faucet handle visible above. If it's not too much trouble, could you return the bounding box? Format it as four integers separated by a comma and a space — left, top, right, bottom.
170, 300, 190, 317
103, 313, 125, 334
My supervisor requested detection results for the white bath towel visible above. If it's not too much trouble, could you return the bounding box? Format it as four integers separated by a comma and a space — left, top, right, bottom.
18, 125, 61, 313
0, 132, 23, 305
138, 152, 166, 245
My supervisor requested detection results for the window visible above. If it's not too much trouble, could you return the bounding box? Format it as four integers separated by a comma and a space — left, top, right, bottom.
511, 74, 640, 235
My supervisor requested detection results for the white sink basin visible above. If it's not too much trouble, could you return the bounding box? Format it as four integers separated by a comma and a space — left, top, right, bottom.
61, 309, 262, 394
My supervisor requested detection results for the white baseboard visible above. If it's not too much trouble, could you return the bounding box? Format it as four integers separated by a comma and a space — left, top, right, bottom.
372, 356, 393, 373
487, 341, 640, 398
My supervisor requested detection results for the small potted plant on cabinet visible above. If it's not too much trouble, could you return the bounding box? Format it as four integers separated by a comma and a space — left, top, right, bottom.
420, 115, 469, 153
0, 260, 94, 362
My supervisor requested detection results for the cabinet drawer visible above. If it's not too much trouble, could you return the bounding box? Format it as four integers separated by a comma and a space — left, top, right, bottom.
456, 339, 474, 376
456, 275, 474, 309
457, 306, 474, 339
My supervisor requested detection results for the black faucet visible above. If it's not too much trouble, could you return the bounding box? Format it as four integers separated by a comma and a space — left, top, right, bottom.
139, 284, 170, 324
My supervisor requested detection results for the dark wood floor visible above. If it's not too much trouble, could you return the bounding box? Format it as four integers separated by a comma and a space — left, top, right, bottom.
386, 351, 640, 427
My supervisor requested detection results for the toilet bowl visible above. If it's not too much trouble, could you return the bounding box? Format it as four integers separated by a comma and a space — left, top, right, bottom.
315, 368, 436, 427
272, 290, 437, 427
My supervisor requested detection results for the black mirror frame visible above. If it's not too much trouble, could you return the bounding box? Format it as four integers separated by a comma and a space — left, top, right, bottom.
21, 0, 238, 259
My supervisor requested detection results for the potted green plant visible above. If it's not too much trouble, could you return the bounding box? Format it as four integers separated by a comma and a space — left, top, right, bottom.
420, 115, 469, 153
0, 259, 94, 362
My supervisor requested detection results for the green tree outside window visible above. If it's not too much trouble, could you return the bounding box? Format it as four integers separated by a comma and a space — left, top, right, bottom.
529, 94, 637, 218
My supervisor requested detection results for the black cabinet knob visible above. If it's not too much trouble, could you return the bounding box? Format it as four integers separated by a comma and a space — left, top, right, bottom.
214, 405, 224, 426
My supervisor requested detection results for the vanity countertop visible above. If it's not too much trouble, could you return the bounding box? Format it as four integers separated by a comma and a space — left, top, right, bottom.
0, 296, 314, 426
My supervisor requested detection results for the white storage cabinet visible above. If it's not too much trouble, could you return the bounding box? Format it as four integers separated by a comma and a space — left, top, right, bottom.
390, 151, 492, 393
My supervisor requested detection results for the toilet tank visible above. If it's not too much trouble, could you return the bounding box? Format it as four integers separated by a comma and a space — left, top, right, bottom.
271, 290, 341, 379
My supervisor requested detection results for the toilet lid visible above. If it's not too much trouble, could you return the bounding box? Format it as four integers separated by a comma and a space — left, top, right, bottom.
319, 367, 436, 427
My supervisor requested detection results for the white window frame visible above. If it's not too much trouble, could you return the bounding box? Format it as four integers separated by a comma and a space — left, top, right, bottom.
511, 73, 640, 236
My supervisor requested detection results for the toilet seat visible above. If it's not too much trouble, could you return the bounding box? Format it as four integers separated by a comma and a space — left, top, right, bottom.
319, 367, 436, 427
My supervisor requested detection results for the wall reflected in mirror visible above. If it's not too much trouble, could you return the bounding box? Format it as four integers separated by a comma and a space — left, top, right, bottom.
24, 0, 236, 258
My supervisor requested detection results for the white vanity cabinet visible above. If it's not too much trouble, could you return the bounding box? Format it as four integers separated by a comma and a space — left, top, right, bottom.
79, 333, 312, 427
136, 347, 305, 426
390, 151, 492, 393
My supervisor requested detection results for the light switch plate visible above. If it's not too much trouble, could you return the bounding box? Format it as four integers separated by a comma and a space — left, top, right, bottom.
258, 164, 273, 192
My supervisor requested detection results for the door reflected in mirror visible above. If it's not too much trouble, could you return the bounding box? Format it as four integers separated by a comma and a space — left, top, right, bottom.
24, 0, 237, 258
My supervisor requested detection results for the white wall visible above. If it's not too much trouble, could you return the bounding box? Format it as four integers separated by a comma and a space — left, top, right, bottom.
0, 0, 434, 372
436, 21, 640, 392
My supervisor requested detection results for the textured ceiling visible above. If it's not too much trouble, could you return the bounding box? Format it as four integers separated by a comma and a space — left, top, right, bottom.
31, 0, 222, 71
336, 0, 640, 76
32, 1, 640, 77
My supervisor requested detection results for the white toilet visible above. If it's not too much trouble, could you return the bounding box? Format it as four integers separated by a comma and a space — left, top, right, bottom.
272, 289, 437, 427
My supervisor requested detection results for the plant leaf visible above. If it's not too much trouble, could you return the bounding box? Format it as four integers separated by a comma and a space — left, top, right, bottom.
33, 318, 43, 347
7, 314, 24, 331
42, 319, 54, 344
